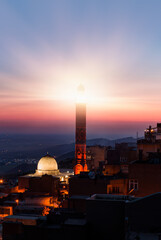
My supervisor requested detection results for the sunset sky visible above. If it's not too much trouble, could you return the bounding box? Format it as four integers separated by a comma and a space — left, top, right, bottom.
1, 0, 161, 138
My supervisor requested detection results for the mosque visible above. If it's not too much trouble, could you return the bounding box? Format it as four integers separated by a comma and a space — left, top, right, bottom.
35, 153, 73, 180
18, 154, 73, 195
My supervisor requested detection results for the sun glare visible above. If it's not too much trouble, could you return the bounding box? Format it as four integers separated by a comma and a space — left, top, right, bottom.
76, 84, 86, 103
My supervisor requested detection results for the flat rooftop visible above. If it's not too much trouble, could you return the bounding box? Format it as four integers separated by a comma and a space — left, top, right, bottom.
4, 215, 45, 220
89, 194, 137, 201
64, 218, 87, 226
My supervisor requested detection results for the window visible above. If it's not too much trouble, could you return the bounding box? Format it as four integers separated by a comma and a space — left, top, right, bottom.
120, 157, 127, 163
112, 186, 120, 193
107, 185, 120, 194
129, 179, 138, 191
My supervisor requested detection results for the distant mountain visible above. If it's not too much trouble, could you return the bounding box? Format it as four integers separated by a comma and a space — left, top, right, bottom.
0, 134, 74, 152
86, 137, 136, 147
0, 135, 136, 162
0, 163, 36, 177
57, 151, 75, 162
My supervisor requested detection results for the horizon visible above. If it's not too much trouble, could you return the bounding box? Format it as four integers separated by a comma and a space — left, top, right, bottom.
0, 130, 144, 140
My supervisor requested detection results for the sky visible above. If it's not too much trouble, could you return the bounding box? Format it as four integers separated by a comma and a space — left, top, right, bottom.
1, 0, 161, 138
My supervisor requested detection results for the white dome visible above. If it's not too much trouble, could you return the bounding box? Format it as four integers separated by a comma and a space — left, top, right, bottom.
37, 154, 58, 171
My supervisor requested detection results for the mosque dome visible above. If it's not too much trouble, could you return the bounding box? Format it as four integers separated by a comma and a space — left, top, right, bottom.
37, 154, 58, 174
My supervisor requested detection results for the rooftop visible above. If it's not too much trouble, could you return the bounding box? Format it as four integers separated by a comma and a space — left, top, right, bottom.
89, 194, 137, 201
64, 218, 87, 226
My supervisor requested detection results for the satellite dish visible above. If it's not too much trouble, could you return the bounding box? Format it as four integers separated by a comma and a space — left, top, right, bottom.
88, 171, 95, 179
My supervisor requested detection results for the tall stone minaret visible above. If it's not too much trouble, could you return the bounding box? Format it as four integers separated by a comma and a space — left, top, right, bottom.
74, 84, 88, 175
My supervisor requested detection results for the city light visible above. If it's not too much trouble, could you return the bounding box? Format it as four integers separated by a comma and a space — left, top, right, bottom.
0, 179, 3, 184
15, 199, 19, 206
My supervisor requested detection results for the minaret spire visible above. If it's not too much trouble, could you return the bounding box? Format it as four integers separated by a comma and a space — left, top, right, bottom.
74, 84, 88, 175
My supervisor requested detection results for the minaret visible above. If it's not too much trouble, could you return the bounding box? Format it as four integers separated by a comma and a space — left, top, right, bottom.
74, 84, 88, 175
